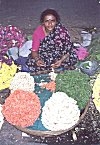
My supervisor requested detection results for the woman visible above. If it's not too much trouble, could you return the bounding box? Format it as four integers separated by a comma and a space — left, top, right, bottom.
26, 9, 78, 72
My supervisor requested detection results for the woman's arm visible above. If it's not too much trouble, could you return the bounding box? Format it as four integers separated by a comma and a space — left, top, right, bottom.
31, 25, 46, 66
32, 51, 45, 66
32, 51, 39, 61
60, 53, 69, 62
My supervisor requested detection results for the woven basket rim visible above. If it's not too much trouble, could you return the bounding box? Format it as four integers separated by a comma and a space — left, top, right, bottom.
15, 99, 90, 137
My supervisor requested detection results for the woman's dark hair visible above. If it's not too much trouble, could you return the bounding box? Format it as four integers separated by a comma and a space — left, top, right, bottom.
40, 9, 60, 23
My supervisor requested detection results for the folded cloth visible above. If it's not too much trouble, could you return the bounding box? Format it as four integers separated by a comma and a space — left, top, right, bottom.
14, 56, 30, 72
7, 40, 32, 60
19, 40, 32, 57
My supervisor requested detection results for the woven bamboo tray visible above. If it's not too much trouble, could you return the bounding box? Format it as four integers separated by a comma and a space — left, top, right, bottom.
15, 99, 90, 137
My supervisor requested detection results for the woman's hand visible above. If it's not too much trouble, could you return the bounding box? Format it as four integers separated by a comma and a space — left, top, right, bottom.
51, 53, 70, 68
32, 51, 45, 67
51, 60, 62, 68
36, 59, 45, 67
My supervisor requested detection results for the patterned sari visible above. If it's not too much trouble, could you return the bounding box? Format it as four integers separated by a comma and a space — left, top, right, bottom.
27, 23, 78, 72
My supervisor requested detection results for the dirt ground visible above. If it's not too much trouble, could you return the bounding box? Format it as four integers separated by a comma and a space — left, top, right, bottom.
0, 0, 100, 44
0, 0, 100, 145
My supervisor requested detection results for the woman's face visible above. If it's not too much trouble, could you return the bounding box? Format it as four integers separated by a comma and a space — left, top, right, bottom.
43, 14, 57, 33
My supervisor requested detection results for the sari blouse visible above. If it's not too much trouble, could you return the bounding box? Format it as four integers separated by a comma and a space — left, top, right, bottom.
32, 25, 45, 51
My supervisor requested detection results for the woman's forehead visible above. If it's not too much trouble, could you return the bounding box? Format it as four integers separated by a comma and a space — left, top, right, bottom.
44, 14, 56, 20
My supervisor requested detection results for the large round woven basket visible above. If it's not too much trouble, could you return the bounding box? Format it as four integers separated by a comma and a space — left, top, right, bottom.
15, 99, 90, 137
1, 70, 91, 137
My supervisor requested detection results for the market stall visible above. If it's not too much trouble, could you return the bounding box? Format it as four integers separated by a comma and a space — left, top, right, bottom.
0, 70, 92, 137
0, 25, 100, 138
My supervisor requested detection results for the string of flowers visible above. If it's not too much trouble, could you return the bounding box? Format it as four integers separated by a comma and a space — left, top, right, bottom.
10, 72, 35, 93
2, 90, 41, 127
0, 62, 17, 91
41, 92, 80, 131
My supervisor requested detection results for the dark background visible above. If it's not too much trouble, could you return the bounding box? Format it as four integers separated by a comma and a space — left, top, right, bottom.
0, 0, 100, 31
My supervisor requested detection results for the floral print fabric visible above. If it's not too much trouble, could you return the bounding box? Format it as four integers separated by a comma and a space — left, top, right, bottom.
27, 23, 78, 72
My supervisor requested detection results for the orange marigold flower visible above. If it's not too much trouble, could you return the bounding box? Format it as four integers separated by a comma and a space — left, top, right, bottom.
41, 81, 56, 92
2, 90, 41, 127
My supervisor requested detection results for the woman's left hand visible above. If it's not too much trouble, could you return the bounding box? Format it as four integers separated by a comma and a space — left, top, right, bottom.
51, 60, 62, 68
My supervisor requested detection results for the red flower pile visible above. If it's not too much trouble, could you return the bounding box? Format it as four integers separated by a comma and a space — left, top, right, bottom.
0, 25, 26, 65
2, 90, 41, 127
0, 25, 26, 48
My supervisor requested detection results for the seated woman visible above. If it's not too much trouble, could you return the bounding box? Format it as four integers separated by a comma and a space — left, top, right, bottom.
26, 9, 78, 73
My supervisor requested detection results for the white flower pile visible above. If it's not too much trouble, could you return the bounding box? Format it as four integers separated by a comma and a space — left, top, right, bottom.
41, 92, 80, 131
0, 105, 4, 129
10, 72, 35, 92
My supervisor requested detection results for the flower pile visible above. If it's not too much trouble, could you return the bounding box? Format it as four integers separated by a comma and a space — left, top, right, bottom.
74, 47, 89, 60
0, 104, 4, 130
0, 62, 17, 90
40, 81, 56, 92
0, 25, 26, 65
10, 72, 35, 93
41, 92, 80, 131
2, 90, 41, 127
56, 70, 91, 109
92, 73, 100, 112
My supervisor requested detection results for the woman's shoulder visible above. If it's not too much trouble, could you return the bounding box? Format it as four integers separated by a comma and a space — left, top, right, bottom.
34, 25, 43, 34
32, 25, 45, 40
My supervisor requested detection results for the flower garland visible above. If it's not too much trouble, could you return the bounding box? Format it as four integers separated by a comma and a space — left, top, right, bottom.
39, 81, 56, 92
41, 92, 80, 131
2, 90, 41, 127
10, 72, 35, 93
92, 73, 100, 112
0, 62, 17, 90
0, 25, 26, 65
